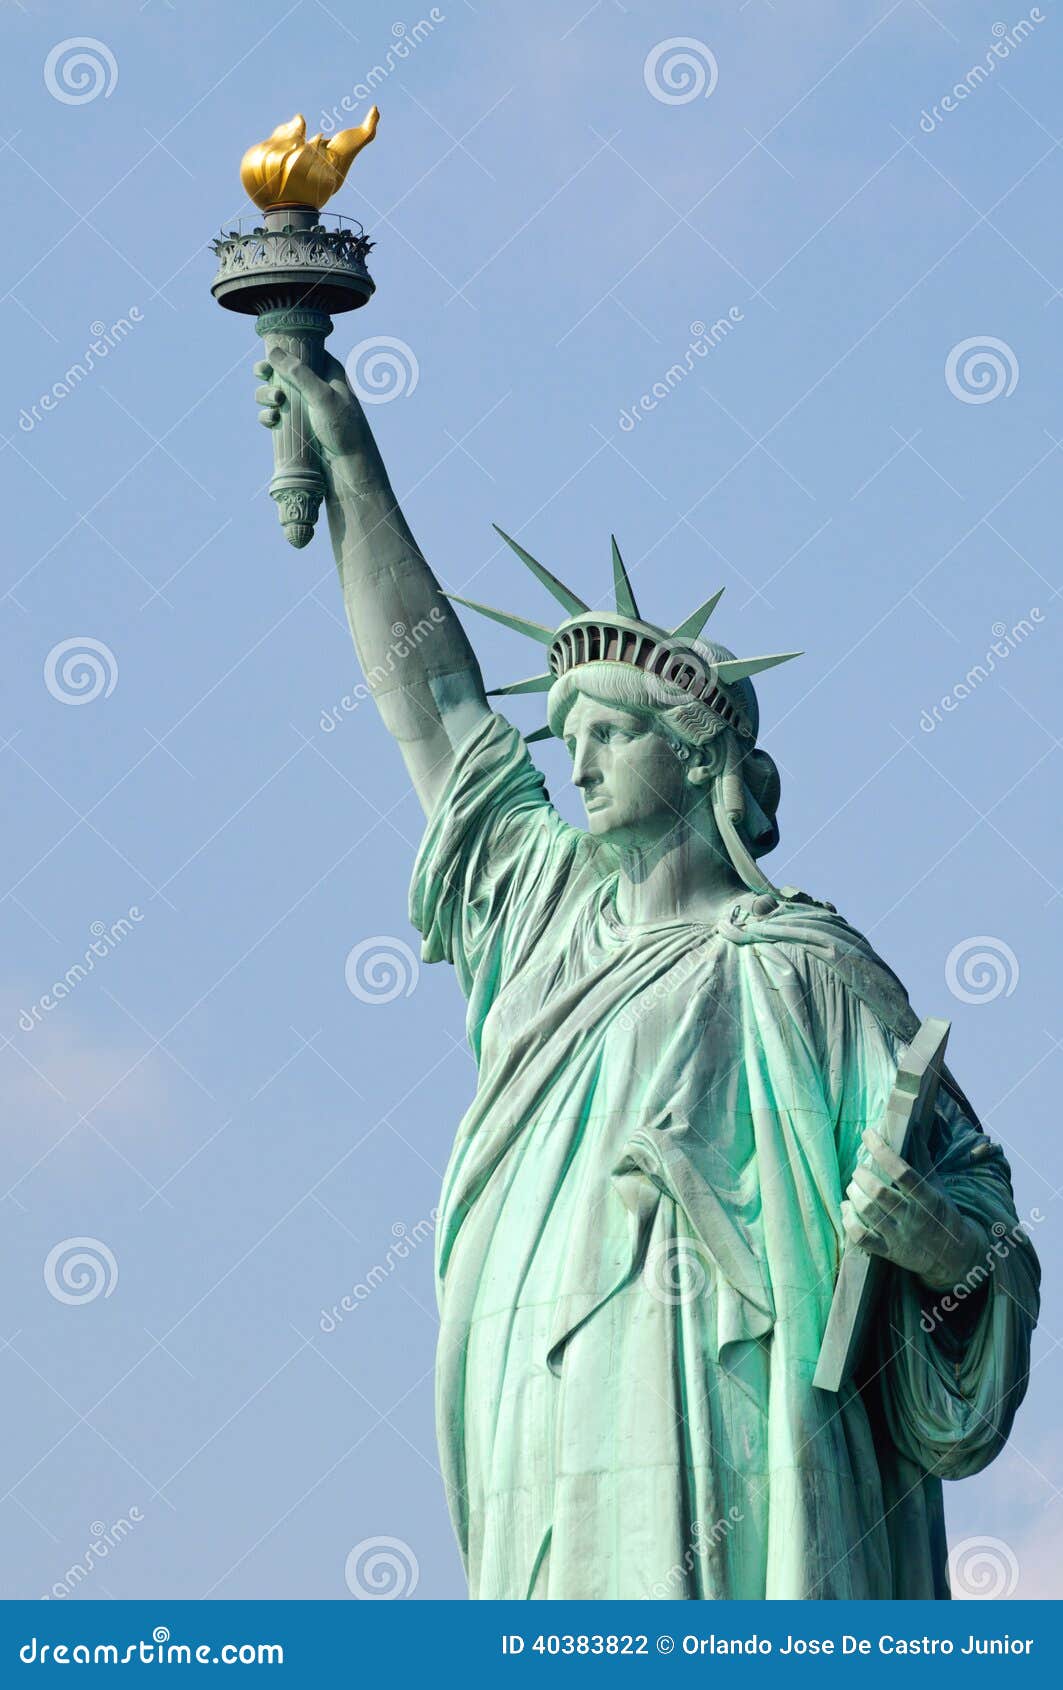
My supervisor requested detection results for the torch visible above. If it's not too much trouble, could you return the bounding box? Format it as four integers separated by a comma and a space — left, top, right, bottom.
210, 108, 380, 548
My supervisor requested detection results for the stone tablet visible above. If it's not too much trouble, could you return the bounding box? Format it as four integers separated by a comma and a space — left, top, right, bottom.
814, 1016, 951, 1394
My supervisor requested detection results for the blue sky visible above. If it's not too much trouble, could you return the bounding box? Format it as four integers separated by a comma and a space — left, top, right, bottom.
1, 0, 1060, 1600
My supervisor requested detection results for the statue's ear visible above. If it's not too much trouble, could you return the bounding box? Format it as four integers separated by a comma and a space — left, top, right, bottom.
684, 738, 726, 785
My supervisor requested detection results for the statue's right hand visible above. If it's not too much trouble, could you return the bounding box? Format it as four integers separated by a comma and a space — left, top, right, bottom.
253, 348, 372, 462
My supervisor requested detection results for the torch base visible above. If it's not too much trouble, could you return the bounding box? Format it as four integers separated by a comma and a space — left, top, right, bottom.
211, 212, 373, 554
210, 212, 374, 318
272, 485, 323, 550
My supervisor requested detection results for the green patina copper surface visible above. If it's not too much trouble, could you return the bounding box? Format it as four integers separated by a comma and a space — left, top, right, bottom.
249, 347, 1040, 1602
408, 713, 1036, 1598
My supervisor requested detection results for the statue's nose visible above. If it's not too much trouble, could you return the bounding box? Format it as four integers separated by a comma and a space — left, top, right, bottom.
572, 745, 600, 789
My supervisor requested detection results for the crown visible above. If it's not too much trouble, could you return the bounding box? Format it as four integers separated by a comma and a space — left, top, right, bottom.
444, 527, 802, 743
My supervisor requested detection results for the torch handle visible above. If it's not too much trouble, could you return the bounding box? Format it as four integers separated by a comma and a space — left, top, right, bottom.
255, 307, 333, 550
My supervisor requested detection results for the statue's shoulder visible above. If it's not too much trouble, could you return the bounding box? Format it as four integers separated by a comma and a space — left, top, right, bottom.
722, 881, 881, 962
721, 885, 919, 1043
722, 884, 843, 934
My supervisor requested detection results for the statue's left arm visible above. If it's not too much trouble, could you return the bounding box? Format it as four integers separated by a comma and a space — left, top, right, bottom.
789, 925, 1042, 1478
864, 1081, 1041, 1477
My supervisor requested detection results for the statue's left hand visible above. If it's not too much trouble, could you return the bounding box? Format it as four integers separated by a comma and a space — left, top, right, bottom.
842, 1126, 988, 1292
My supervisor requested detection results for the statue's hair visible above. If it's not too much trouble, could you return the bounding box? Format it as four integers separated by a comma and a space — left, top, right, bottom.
546, 658, 781, 859
547, 643, 759, 743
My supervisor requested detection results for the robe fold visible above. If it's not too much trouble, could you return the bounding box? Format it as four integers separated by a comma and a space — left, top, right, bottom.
408, 709, 1039, 1600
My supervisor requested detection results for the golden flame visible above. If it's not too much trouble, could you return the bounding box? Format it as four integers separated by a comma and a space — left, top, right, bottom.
240, 107, 380, 211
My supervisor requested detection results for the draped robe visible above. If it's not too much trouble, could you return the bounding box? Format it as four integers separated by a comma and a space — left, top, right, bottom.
407, 710, 1039, 1600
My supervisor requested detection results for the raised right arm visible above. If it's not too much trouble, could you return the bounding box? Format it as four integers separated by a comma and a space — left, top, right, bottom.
255, 348, 491, 816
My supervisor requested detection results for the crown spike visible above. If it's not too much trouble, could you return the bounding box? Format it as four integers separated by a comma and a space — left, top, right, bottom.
493, 525, 588, 616
524, 723, 556, 743
611, 536, 641, 621
715, 651, 803, 684
486, 672, 554, 696
671, 588, 725, 641
442, 591, 555, 645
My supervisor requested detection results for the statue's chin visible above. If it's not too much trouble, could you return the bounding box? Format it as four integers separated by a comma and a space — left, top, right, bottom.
585, 806, 641, 844
583, 800, 613, 833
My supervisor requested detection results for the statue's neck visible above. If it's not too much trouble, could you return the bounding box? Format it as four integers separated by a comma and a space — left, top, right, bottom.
608, 816, 744, 926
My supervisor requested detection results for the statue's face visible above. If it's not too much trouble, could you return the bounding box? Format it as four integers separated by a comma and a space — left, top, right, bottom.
561, 692, 697, 843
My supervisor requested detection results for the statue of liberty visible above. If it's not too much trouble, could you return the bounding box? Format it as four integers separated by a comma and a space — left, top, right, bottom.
253, 349, 1039, 1602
